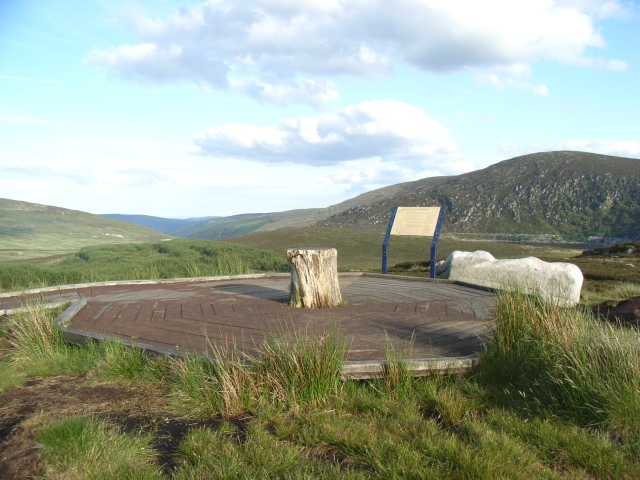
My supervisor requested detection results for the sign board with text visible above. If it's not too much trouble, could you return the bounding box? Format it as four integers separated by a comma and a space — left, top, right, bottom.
382, 206, 446, 279
389, 207, 441, 236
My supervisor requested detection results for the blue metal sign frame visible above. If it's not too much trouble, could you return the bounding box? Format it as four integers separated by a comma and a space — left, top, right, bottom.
381, 206, 447, 279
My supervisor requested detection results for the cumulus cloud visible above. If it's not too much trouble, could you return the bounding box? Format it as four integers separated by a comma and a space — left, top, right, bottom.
192, 99, 457, 166
86, 0, 630, 103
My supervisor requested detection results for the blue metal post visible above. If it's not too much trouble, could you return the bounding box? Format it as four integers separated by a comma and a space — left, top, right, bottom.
381, 206, 398, 274
429, 207, 447, 278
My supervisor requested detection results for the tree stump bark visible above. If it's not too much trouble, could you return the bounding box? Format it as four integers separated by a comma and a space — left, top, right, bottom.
287, 248, 343, 308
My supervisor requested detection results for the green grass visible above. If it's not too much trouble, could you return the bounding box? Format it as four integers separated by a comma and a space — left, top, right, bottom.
0, 239, 288, 292
3, 302, 102, 381
481, 286, 640, 438
167, 328, 346, 416
225, 226, 584, 272
36, 416, 163, 479
3, 278, 640, 477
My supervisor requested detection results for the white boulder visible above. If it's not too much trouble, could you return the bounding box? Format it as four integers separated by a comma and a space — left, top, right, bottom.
436, 250, 583, 307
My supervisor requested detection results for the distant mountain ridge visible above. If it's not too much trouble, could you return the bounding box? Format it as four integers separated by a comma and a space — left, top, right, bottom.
170, 209, 324, 239
318, 151, 640, 242
101, 214, 219, 235
60, 150, 640, 244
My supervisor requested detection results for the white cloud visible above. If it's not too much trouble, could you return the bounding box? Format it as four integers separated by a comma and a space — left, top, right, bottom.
192, 99, 457, 166
477, 72, 550, 97
556, 0, 635, 18
229, 78, 339, 107
85, 0, 630, 104
85, 43, 229, 87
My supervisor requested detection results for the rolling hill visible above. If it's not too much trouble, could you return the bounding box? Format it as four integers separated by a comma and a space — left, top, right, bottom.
8, 151, 636, 263
157, 151, 640, 243
0, 199, 170, 262
319, 151, 640, 242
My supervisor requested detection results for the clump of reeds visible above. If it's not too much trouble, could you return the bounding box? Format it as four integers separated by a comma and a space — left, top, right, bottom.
256, 328, 346, 407
7, 301, 65, 366
168, 328, 346, 415
483, 285, 640, 439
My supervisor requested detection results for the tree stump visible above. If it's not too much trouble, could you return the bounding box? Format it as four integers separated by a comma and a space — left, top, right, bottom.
286, 248, 343, 308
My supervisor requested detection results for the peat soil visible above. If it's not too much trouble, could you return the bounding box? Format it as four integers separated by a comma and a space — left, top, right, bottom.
591, 296, 640, 329
0, 369, 250, 479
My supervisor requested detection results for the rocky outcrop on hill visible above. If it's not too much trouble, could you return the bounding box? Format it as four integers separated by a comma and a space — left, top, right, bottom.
317, 151, 640, 242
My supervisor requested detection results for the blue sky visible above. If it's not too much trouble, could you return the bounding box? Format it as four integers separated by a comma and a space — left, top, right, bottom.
1, 0, 638, 217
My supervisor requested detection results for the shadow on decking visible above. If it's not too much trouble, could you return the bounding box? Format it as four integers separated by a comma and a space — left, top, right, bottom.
213, 283, 290, 302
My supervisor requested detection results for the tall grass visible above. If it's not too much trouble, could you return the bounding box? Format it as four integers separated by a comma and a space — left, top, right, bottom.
482, 286, 640, 438
5, 302, 102, 377
382, 333, 415, 396
168, 348, 255, 416
257, 328, 346, 407
168, 329, 346, 415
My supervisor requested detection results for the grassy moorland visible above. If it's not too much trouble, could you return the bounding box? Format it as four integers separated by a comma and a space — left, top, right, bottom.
1, 233, 639, 477
0, 239, 288, 292
1, 225, 636, 299
1, 286, 640, 478
224, 226, 584, 271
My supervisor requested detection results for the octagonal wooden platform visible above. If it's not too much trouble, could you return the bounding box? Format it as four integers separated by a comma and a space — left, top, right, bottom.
1, 273, 496, 377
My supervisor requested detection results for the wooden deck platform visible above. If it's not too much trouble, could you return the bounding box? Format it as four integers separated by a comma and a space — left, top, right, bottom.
1, 273, 495, 376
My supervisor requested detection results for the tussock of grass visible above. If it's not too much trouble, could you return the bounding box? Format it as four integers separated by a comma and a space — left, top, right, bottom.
5, 302, 101, 378
257, 328, 346, 407
168, 347, 257, 416
482, 286, 640, 438
382, 333, 415, 396
168, 329, 346, 415
98, 341, 168, 383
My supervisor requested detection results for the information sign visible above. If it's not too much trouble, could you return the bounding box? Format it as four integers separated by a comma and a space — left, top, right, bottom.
381, 206, 446, 278
390, 207, 441, 236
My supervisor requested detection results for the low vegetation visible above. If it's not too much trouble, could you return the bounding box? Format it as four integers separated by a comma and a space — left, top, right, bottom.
2, 284, 640, 478
0, 239, 288, 292
225, 226, 584, 272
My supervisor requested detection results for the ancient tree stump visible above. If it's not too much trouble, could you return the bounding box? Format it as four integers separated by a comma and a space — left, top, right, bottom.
286, 248, 343, 308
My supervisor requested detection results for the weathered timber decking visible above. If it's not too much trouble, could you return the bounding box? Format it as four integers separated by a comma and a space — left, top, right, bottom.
1, 273, 495, 376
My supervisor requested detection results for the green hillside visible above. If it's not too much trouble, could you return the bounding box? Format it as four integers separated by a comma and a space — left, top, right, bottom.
318, 151, 640, 242
0, 198, 170, 262
172, 209, 324, 239
163, 151, 640, 243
